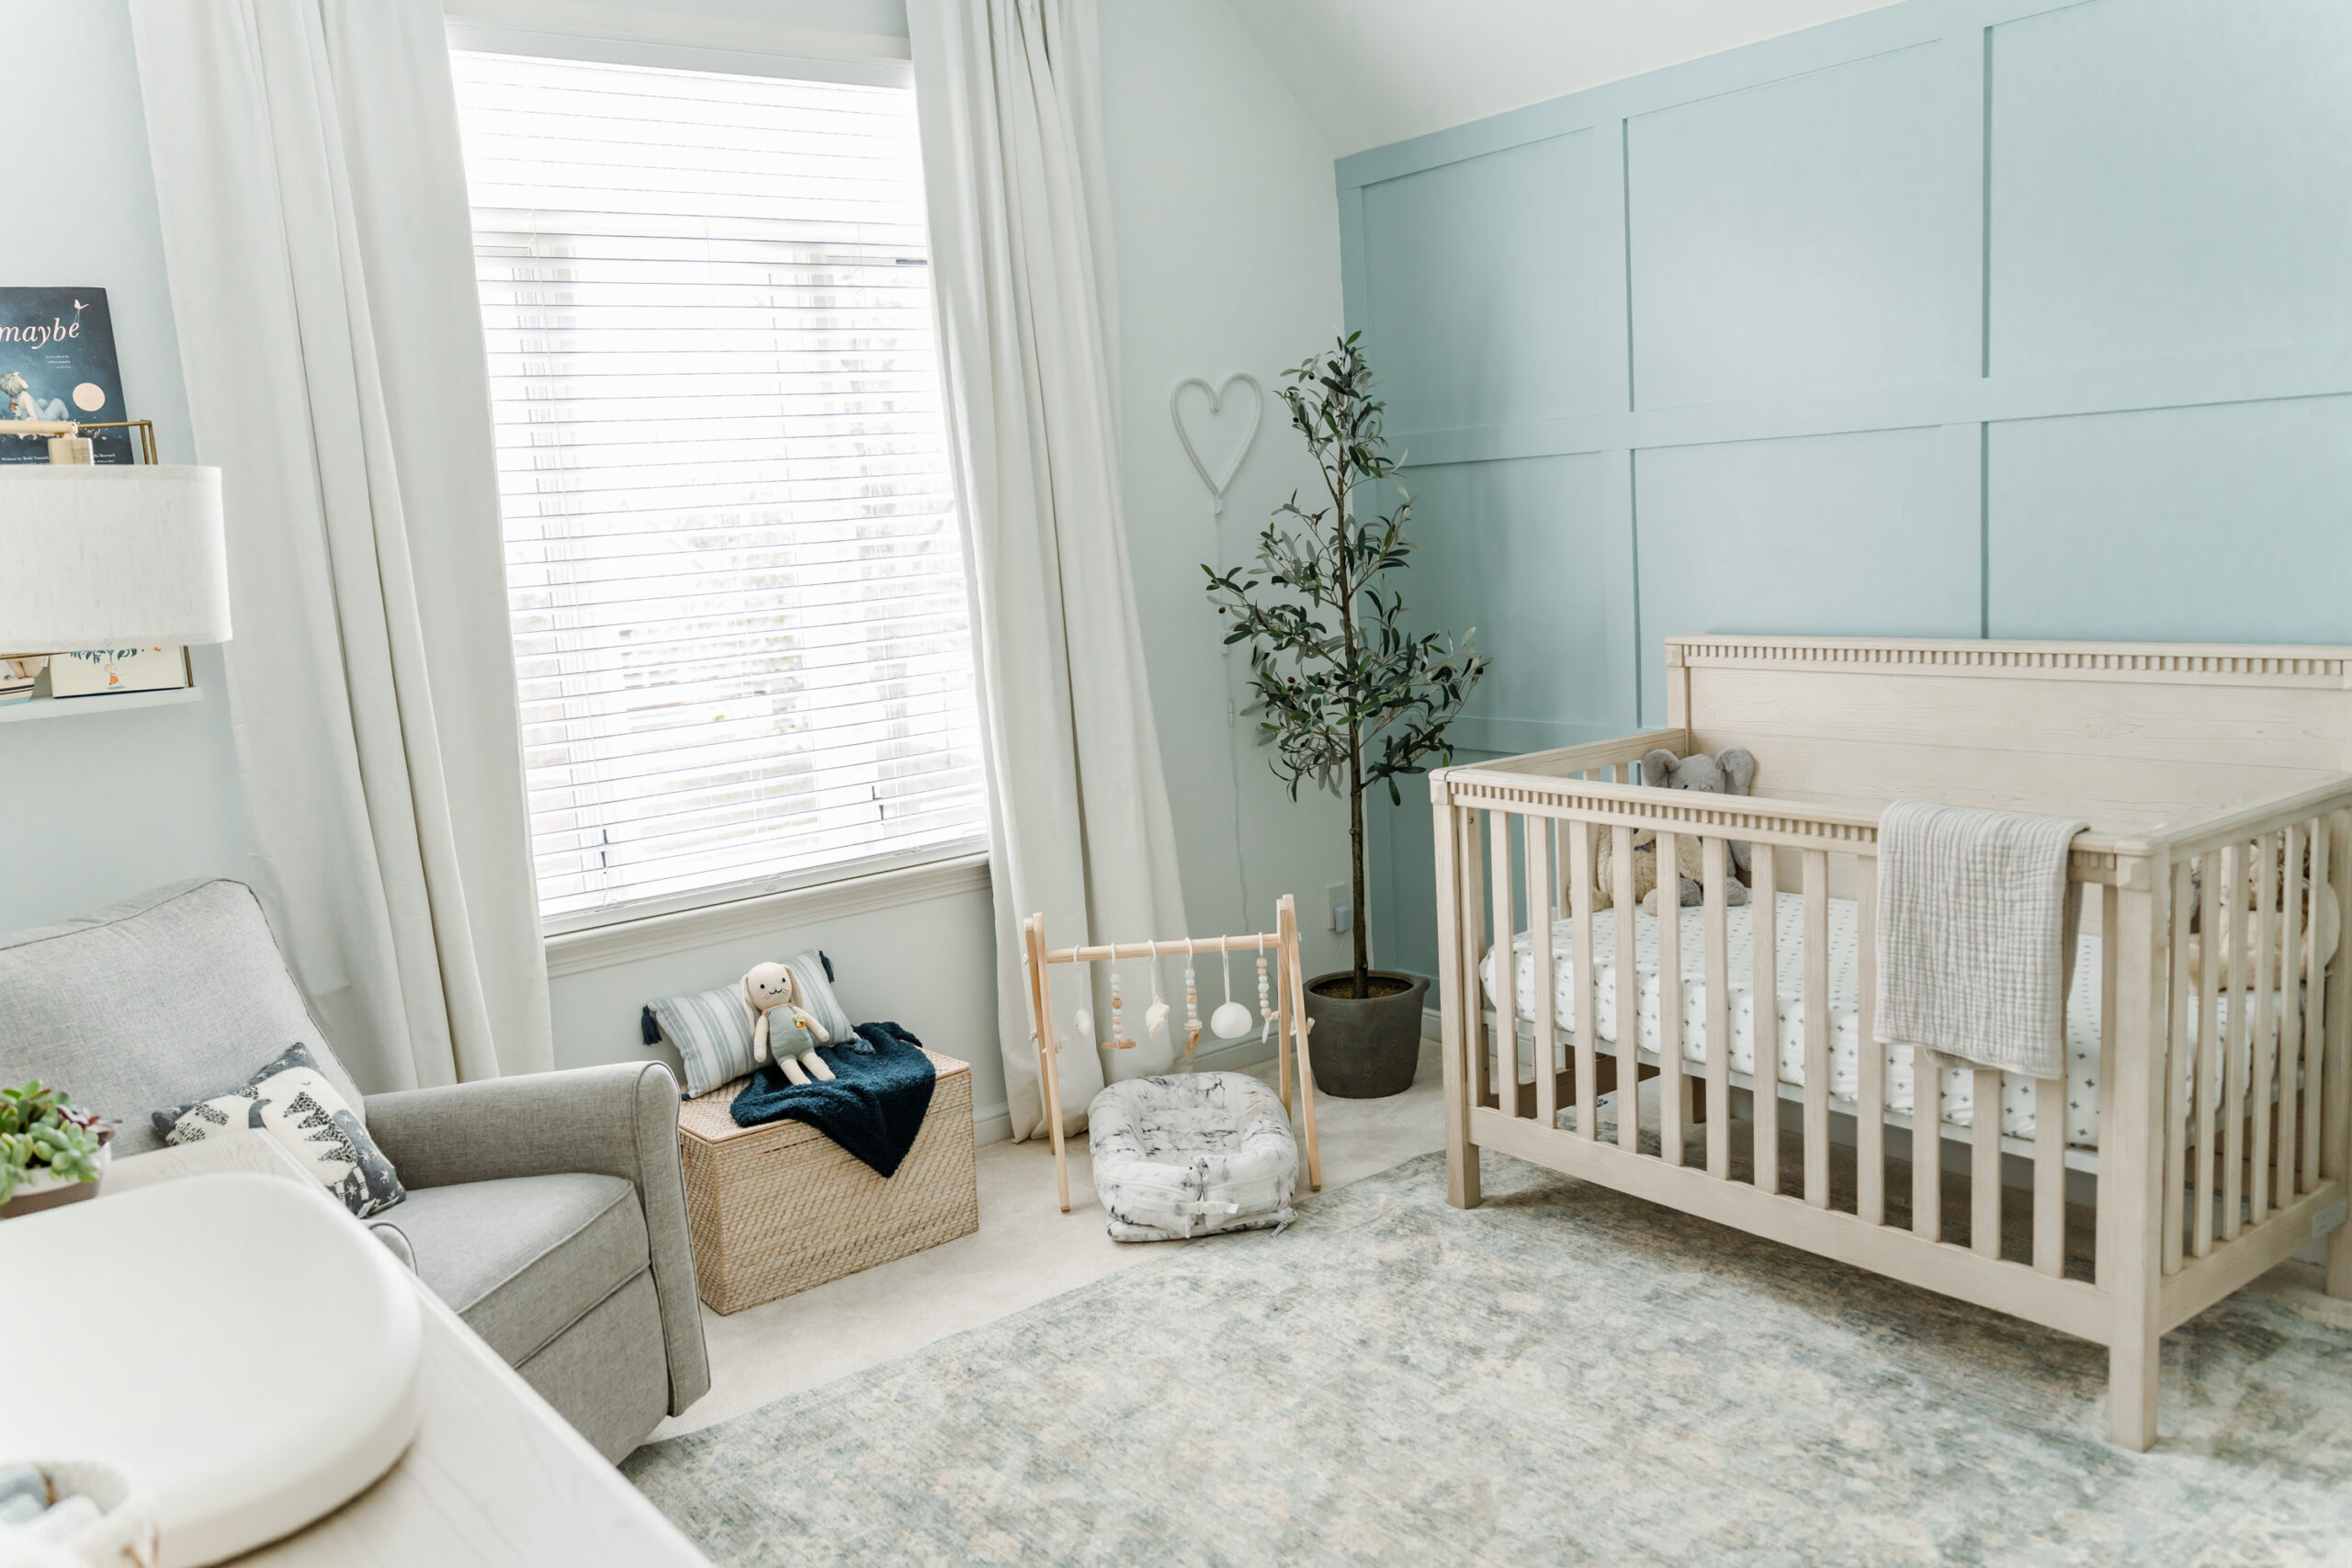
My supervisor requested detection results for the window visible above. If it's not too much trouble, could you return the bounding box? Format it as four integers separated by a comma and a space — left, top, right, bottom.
452, 49, 986, 931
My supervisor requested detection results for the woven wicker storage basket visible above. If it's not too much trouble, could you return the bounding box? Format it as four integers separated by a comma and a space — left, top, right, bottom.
677, 1050, 978, 1314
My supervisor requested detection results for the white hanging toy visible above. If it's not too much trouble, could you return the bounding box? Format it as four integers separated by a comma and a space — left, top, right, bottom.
741, 961, 832, 1086
1210, 945, 1253, 1040
1144, 941, 1171, 1046
1020, 898, 1323, 1216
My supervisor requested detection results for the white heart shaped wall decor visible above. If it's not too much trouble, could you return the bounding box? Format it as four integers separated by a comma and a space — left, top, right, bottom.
1170, 373, 1263, 515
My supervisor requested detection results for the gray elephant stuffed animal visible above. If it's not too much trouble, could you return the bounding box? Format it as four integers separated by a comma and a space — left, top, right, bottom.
1590, 746, 1759, 915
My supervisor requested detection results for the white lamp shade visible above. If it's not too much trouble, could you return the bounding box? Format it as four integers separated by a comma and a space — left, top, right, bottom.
0, 465, 232, 650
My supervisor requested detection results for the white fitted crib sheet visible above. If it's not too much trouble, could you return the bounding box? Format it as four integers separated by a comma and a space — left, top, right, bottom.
1476, 893, 2276, 1152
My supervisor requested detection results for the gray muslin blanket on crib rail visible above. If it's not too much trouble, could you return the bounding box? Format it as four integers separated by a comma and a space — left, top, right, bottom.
1874, 798, 2088, 1081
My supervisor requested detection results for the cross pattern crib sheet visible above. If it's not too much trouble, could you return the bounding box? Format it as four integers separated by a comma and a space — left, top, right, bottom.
1476, 894, 2278, 1150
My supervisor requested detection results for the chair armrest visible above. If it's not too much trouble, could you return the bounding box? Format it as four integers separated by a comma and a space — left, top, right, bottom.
363, 1063, 711, 1416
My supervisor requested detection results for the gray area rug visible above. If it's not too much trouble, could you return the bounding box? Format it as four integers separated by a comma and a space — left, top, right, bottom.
625, 1151, 2352, 1566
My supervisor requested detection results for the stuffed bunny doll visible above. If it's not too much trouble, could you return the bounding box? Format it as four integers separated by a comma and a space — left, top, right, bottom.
742, 961, 834, 1086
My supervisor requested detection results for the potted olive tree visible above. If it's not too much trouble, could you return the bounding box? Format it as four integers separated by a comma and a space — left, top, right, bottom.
1204, 333, 1489, 1097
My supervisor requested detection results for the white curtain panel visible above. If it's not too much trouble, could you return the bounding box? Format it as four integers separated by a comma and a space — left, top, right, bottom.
129, 0, 552, 1090
909, 0, 1189, 1140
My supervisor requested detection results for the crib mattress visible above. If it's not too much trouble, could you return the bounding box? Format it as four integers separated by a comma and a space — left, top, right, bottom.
1477, 894, 2273, 1152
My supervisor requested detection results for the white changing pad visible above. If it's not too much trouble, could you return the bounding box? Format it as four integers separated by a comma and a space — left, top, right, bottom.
1477, 894, 2276, 1151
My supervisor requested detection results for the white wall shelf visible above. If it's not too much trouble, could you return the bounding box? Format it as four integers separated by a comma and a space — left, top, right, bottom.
0, 685, 202, 726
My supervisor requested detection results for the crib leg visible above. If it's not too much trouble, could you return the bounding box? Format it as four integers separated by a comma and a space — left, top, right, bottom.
2107, 1326, 2160, 1452
1448, 1139, 1482, 1209
2326, 1224, 2352, 1300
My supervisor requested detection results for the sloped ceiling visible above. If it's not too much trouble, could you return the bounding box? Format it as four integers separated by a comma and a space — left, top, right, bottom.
1226, 0, 1904, 158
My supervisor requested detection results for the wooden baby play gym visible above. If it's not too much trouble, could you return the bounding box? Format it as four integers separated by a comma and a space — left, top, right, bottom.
1023, 894, 1323, 1213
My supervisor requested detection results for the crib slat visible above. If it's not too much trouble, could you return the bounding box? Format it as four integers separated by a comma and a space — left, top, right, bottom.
1753, 846, 1781, 1195
1704, 835, 1732, 1179
2252, 829, 2278, 1221
1526, 818, 1558, 1132
1613, 825, 1640, 1153
2304, 818, 2332, 1193
1490, 812, 1519, 1121
2194, 851, 2222, 1258
1857, 858, 1885, 1226
2278, 821, 2305, 1207
1464, 810, 1488, 1112
1972, 1068, 2003, 1258
1915, 1047, 1941, 1243
2163, 868, 2189, 1278
1657, 830, 1685, 1166
1569, 818, 1599, 1141
2222, 843, 2247, 1243
2033, 1071, 2065, 1276
1803, 850, 1831, 1208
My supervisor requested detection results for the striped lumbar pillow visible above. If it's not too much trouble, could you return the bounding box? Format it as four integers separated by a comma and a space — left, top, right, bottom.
642, 986, 758, 1098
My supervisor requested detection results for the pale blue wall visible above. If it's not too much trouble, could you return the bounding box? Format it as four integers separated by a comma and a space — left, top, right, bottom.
1342, 0, 2352, 980
0, 1, 246, 934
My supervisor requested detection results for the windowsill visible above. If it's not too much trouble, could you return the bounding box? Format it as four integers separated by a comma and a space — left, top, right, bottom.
542, 850, 992, 978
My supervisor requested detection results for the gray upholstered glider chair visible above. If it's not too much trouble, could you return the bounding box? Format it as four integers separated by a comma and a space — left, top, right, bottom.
0, 879, 709, 1460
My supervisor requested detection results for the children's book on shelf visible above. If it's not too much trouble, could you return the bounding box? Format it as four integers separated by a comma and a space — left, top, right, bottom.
0, 657, 45, 705
0, 288, 132, 466
48, 649, 191, 699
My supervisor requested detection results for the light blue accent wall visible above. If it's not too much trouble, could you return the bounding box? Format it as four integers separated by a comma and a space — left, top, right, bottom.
1340, 0, 2352, 981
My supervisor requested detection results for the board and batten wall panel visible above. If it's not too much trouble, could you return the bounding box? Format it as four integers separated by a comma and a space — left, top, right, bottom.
1627, 41, 1966, 409
1340, 0, 2352, 981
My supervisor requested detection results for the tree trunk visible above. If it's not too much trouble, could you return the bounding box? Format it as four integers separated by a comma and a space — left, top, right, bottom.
1349, 755, 1368, 998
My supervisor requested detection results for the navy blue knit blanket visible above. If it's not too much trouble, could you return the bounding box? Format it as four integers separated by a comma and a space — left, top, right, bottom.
729, 1021, 937, 1178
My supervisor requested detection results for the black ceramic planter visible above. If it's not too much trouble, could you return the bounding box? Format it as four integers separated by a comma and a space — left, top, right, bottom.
1301, 970, 1430, 1098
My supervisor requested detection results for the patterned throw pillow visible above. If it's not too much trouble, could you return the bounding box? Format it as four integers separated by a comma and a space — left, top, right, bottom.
642, 986, 757, 1098
153, 1042, 405, 1219
781, 950, 854, 1044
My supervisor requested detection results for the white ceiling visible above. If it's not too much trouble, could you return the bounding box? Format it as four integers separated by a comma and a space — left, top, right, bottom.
1225, 0, 1904, 159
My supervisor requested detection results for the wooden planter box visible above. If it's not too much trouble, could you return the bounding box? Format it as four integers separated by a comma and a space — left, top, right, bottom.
676, 1050, 978, 1314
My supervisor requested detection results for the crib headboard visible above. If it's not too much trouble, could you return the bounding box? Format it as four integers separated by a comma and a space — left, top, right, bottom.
1666, 636, 2352, 836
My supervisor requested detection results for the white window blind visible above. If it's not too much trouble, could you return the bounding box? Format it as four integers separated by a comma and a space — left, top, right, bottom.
451, 49, 986, 930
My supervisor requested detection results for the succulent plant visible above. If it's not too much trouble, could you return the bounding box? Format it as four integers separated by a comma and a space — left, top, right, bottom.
0, 1082, 111, 1205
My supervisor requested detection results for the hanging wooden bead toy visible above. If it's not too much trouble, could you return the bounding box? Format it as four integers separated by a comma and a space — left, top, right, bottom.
1256, 948, 1275, 1045
1108, 963, 1136, 1050
1182, 938, 1203, 1057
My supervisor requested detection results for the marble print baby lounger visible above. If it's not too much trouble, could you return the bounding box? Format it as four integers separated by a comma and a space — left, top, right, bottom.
1087, 1072, 1298, 1241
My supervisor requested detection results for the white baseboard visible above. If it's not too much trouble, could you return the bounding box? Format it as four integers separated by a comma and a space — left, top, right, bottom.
1423, 1006, 1442, 1042
972, 1101, 1014, 1146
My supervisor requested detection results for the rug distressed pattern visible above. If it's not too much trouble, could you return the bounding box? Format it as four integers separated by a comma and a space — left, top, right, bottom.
624, 1152, 2352, 1567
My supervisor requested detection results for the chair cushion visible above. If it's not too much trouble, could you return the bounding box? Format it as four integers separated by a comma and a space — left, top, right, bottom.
0, 880, 361, 1157
388, 1173, 650, 1367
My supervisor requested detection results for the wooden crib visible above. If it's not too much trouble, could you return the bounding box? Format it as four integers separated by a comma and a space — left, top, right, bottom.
1430, 636, 2352, 1450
